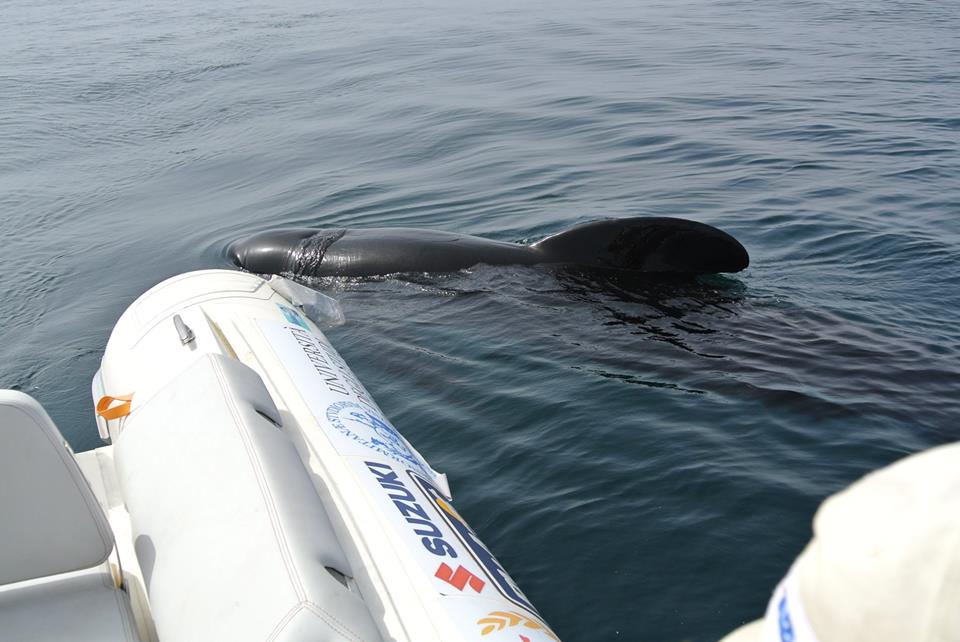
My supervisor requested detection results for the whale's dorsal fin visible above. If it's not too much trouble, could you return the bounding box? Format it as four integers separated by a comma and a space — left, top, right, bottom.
533, 217, 748, 273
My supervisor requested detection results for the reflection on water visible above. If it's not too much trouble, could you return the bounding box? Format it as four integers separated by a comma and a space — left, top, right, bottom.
555, 269, 746, 356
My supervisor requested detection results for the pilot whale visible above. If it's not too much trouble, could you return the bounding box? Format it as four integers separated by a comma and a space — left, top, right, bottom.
229, 216, 749, 278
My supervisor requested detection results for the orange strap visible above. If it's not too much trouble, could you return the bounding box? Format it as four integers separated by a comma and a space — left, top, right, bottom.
96, 394, 133, 420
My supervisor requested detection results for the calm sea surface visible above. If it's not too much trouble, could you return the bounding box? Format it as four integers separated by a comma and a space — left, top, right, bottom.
2, 0, 959, 639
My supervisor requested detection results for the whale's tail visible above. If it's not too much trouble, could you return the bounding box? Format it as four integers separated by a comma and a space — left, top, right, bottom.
532, 217, 749, 274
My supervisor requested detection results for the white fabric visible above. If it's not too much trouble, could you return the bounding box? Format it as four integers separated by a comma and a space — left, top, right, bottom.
757, 565, 821, 642
720, 442, 960, 642
796, 442, 960, 642
0, 391, 114, 585
721, 575, 821, 642
116, 354, 383, 642
0, 566, 140, 642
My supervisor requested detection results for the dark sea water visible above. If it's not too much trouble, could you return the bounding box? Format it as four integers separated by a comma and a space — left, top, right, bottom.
2, 0, 959, 639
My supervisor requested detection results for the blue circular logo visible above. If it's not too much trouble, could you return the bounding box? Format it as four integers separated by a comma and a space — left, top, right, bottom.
325, 401, 425, 472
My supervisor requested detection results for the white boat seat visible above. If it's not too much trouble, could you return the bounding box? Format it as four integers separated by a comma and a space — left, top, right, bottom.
0, 567, 141, 642
0, 391, 141, 642
115, 354, 383, 642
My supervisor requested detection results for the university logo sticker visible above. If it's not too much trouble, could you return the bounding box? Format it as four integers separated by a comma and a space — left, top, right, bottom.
276, 303, 309, 329
327, 401, 428, 475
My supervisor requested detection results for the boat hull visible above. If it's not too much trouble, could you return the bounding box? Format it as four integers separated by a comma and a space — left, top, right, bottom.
96, 270, 560, 642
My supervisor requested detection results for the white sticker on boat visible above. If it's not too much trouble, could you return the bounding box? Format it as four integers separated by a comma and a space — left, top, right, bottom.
355, 459, 502, 602
356, 458, 470, 570
261, 318, 560, 639
352, 457, 560, 639
258, 319, 435, 479
408, 469, 540, 618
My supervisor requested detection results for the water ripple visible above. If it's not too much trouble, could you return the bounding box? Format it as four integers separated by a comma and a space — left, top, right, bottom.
2, 0, 959, 640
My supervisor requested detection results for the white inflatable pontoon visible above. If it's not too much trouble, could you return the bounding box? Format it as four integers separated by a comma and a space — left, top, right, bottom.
0, 269, 560, 642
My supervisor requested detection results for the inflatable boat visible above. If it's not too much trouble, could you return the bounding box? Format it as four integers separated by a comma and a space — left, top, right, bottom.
0, 270, 560, 642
